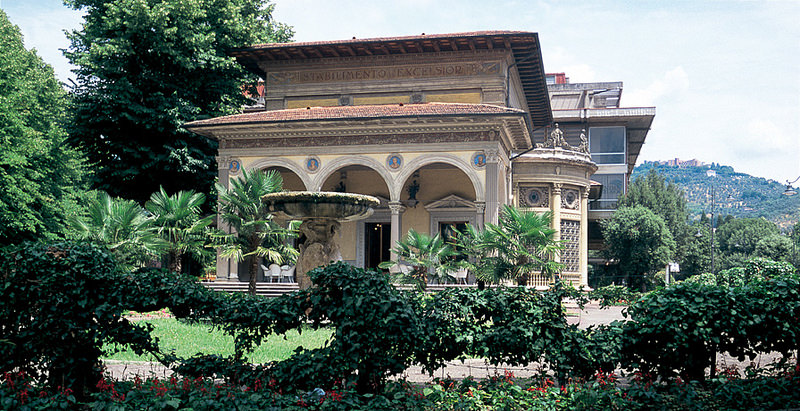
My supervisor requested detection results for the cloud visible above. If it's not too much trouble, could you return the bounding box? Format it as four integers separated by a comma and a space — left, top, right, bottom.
542, 47, 596, 82
625, 66, 689, 107
744, 119, 793, 153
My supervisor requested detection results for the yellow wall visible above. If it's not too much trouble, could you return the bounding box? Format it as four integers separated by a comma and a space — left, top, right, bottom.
283, 90, 482, 109
425, 91, 481, 104
321, 169, 390, 198
286, 98, 339, 109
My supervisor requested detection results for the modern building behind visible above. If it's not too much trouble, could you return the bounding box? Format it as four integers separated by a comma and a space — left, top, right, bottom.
537, 74, 655, 250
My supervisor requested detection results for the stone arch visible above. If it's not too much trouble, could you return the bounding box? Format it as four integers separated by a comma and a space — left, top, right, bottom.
247, 158, 311, 190
312, 155, 396, 199
395, 154, 484, 202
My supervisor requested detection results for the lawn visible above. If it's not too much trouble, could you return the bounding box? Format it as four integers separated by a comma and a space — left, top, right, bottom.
103, 318, 332, 363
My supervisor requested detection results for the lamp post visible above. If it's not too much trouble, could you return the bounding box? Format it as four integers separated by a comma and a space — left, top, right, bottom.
784, 176, 799, 196
706, 169, 717, 274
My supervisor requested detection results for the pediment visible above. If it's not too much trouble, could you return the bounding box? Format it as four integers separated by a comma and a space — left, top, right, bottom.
424, 194, 475, 210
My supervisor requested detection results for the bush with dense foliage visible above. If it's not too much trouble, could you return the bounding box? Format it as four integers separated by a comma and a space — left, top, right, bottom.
3, 239, 798, 409
619, 274, 800, 381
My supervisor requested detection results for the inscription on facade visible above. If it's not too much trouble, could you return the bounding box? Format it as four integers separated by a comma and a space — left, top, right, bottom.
221, 131, 494, 149
268, 62, 500, 85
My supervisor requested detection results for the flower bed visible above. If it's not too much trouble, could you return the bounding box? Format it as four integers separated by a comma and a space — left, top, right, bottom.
3, 364, 799, 410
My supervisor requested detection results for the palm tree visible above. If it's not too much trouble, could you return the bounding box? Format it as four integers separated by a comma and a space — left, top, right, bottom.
379, 228, 457, 290
69, 191, 165, 271
214, 168, 297, 295
454, 205, 563, 285
145, 187, 213, 274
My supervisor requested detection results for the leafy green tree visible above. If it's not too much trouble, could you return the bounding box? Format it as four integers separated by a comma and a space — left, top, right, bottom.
379, 229, 457, 289
64, 0, 293, 202
145, 187, 213, 273
618, 168, 690, 271
620, 168, 689, 233
716, 217, 779, 269
601, 206, 675, 290
681, 224, 712, 279
214, 168, 297, 295
754, 234, 793, 263
455, 205, 563, 285
69, 191, 165, 270
0, 11, 87, 244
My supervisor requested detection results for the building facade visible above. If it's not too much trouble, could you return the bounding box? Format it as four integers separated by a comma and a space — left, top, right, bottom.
185, 32, 652, 287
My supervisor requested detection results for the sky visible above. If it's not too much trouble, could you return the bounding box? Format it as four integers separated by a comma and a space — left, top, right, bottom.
2, 0, 799, 185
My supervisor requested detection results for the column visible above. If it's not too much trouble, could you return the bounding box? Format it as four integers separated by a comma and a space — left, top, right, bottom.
474, 201, 486, 229
551, 183, 562, 264
388, 201, 405, 261
215, 156, 234, 280
485, 150, 500, 225
580, 188, 590, 288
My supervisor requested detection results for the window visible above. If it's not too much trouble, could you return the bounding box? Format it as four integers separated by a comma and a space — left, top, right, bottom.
590, 174, 625, 210
560, 220, 580, 272
589, 126, 626, 164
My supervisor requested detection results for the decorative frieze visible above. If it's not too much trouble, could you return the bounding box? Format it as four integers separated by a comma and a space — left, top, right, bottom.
221, 131, 493, 149
266, 62, 502, 86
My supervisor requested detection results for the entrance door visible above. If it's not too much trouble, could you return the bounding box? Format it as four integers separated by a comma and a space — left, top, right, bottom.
365, 222, 391, 269
439, 222, 468, 261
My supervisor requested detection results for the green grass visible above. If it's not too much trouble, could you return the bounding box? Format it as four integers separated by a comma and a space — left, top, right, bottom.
103, 318, 332, 363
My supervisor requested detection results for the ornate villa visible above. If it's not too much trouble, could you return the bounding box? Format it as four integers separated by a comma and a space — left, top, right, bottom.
184, 31, 655, 287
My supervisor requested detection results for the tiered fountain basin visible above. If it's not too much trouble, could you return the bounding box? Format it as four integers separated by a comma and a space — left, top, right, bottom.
262, 192, 380, 289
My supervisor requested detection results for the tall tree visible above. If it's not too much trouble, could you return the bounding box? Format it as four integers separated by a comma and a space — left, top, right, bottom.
214, 168, 297, 295
620, 168, 689, 233
64, 0, 293, 202
0, 11, 87, 244
145, 187, 213, 273
601, 206, 675, 290
716, 217, 780, 269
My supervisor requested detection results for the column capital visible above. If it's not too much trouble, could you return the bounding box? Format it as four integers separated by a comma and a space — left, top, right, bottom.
486, 149, 501, 163
216, 155, 231, 170
553, 183, 563, 194
474, 201, 486, 213
581, 188, 590, 199
388, 201, 406, 214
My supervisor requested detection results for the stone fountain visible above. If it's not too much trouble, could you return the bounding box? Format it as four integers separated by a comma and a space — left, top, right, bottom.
261, 191, 380, 289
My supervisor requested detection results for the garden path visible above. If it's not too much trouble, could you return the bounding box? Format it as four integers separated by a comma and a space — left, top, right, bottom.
104, 304, 789, 383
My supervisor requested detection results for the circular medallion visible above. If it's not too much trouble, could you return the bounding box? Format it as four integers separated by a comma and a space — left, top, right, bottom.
472, 151, 487, 168
527, 189, 542, 206
562, 189, 579, 209
386, 154, 403, 171
305, 156, 320, 173
229, 158, 241, 175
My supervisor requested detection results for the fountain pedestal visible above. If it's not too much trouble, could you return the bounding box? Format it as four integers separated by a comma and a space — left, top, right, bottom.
262, 192, 380, 289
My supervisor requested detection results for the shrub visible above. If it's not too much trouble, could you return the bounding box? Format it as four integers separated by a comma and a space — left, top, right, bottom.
621, 275, 800, 381
0, 242, 163, 400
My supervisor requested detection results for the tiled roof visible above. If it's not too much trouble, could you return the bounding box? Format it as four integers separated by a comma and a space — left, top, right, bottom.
238, 31, 535, 51
184, 103, 526, 128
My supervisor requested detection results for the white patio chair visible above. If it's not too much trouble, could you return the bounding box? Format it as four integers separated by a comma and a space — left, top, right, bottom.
280, 265, 296, 283
453, 268, 468, 285
266, 263, 281, 283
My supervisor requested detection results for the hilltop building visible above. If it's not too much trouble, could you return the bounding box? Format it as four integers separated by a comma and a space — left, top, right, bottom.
185, 32, 654, 287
